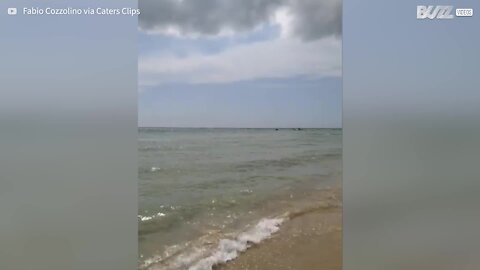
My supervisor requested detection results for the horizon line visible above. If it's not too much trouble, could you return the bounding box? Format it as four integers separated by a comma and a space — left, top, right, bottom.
138, 126, 342, 129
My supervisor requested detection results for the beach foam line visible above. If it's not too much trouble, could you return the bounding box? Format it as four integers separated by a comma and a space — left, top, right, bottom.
141, 188, 342, 270
187, 217, 284, 270
138, 212, 166, 222
141, 217, 285, 270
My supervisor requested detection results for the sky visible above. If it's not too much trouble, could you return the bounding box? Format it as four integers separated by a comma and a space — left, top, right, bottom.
138, 0, 342, 128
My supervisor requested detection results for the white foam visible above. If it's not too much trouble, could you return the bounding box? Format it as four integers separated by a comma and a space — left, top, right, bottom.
141, 217, 284, 270
141, 255, 163, 269
188, 217, 284, 270
138, 212, 166, 222
240, 189, 253, 194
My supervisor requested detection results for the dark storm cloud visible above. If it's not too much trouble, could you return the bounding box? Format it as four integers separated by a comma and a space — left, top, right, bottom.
289, 0, 342, 40
139, 0, 341, 40
139, 0, 284, 35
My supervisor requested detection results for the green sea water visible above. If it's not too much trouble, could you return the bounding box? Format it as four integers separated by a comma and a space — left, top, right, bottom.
138, 128, 341, 269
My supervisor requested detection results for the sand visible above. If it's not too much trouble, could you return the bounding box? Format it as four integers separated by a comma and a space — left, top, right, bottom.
218, 187, 342, 270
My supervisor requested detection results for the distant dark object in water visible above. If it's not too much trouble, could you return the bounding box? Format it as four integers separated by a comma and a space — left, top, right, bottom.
293, 128, 303, 131
275, 128, 279, 131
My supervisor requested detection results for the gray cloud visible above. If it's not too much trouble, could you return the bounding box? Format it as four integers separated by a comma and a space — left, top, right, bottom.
289, 0, 342, 41
139, 0, 284, 35
139, 0, 341, 40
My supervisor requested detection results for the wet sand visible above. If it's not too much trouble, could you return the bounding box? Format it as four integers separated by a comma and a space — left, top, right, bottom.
218, 187, 342, 270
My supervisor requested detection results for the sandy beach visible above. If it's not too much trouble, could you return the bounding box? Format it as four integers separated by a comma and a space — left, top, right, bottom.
218, 187, 342, 270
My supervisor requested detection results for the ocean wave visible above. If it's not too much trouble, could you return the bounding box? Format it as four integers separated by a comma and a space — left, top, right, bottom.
150, 167, 162, 172
142, 217, 284, 270
138, 212, 166, 222
188, 217, 284, 270
140, 187, 341, 270
233, 152, 341, 172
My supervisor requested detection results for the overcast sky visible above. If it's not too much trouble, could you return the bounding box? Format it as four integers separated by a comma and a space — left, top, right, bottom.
138, 0, 342, 128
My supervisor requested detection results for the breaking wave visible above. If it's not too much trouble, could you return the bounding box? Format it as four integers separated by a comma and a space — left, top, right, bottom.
188, 218, 284, 270
142, 217, 284, 270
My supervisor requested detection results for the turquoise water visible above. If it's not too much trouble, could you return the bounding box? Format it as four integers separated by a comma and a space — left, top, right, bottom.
138, 128, 341, 269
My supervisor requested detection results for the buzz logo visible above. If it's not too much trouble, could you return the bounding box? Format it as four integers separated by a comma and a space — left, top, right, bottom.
417, 5, 454, 19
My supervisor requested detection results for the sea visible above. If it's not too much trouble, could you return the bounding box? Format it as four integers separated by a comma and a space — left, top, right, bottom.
138, 128, 342, 270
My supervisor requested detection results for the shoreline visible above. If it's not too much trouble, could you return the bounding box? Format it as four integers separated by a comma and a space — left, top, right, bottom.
217, 187, 342, 270
140, 186, 342, 270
